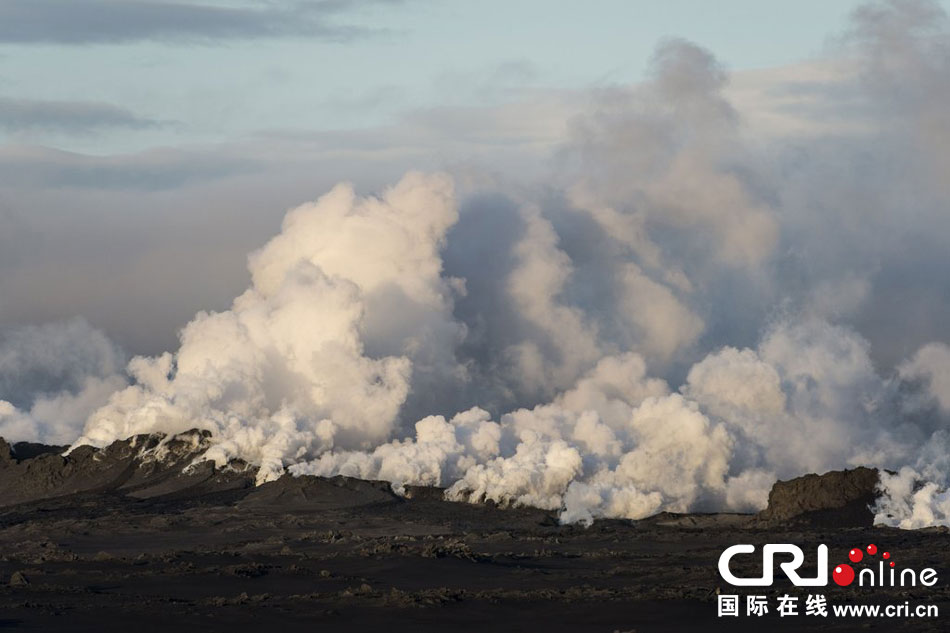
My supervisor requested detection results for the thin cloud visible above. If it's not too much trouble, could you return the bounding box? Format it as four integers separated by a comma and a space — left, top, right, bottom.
0, 97, 165, 133
0, 0, 395, 45
0, 145, 258, 190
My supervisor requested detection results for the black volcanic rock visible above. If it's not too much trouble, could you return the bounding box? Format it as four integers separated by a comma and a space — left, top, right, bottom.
239, 474, 400, 511
11, 441, 69, 460
0, 441, 941, 633
759, 466, 881, 527
0, 458, 939, 633
0, 430, 255, 507
0, 432, 592, 541
0, 431, 894, 531
402, 484, 447, 502
0, 437, 15, 464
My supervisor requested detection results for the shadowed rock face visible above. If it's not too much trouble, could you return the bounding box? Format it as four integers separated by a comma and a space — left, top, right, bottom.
0, 430, 255, 507
8, 441, 68, 461
759, 467, 881, 527
0, 432, 412, 513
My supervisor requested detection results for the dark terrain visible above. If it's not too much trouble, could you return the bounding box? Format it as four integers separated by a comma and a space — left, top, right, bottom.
0, 432, 946, 632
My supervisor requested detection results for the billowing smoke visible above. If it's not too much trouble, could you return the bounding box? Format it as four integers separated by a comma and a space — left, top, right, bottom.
0, 318, 127, 445
75, 173, 463, 481
4, 0, 950, 525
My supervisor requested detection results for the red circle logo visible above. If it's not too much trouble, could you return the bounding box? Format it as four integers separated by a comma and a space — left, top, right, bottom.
833, 564, 855, 586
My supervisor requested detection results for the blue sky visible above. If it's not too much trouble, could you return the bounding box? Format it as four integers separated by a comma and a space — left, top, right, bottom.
0, 0, 906, 154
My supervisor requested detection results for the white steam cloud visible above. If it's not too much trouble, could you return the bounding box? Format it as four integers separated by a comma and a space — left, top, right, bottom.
74, 173, 462, 481
0, 318, 127, 445
3, 1, 950, 526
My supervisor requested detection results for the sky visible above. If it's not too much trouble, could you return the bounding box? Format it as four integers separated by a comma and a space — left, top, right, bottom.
1, 0, 883, 155
0, 0, 947, 357
0, 0, 900, 355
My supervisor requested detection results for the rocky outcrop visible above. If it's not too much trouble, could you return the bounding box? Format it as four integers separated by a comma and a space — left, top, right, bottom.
759, 467, 881, 527
239, 474, 400, 511
0, 433, 892, 529
0, 432, 407, 512
0, 430, 255, 507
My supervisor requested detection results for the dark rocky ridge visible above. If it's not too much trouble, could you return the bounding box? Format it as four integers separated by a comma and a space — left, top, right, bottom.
0, 433, 885, 525
0, 434, 942, 632
758, 466, 882, 527
8, 441, 68, 461
0, 431, 255, 507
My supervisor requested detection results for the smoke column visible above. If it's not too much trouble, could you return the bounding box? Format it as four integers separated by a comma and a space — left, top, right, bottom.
2, 0, 950, 526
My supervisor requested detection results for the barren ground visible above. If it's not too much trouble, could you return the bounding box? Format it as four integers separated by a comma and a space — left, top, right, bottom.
0, 470, 947, 632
